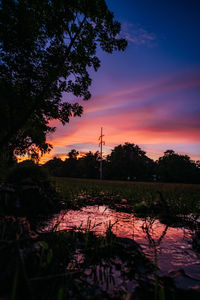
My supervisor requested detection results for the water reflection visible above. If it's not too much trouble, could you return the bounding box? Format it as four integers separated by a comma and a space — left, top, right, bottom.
48, 205, 200, 280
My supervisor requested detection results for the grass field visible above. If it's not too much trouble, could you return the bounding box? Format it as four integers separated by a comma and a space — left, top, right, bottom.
52, 177, 200, 215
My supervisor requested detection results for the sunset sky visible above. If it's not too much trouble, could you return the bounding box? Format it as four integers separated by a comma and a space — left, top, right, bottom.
45, 0, 200, 163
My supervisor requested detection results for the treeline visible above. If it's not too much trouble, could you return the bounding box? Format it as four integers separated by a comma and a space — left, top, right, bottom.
43, 143, 200, 184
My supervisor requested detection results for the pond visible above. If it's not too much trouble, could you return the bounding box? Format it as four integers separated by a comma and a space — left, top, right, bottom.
46, 205, 200, 293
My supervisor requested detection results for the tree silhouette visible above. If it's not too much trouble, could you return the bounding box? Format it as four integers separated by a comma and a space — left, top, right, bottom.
64, 149, 79, 177
109, 143, 155, 181
78, 151, 100, 178
43, 157, 65, 177
157, 150, 199, 183
0, 0, 127, 160
43, 145, 200, 183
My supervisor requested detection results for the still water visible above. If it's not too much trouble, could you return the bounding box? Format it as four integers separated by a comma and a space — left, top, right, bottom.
48, 205, 200, 285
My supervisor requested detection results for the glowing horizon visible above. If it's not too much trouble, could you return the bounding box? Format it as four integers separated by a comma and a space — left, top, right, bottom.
42, 68, 200, 164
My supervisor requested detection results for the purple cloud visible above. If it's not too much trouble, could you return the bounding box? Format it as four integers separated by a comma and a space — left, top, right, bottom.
122, 22, 156, 46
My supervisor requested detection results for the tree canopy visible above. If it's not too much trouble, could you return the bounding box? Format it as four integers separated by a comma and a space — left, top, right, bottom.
108, 143, 155, 181
44, 143, 156, 181
0, 0, 127, 160
43, 145, 200, 183
157, 149, 199, 183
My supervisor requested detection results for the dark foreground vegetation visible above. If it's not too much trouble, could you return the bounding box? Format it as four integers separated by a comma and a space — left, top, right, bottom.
44, 143, 200, 184
1, 161, 200, 299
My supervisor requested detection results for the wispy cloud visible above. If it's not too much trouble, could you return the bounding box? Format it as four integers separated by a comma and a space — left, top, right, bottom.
45, 69, 200, 161
83, 70, 200, 115
122, 22, 156, 46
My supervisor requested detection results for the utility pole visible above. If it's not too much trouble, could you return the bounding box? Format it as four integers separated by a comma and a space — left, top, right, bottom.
98, 127, 105, 180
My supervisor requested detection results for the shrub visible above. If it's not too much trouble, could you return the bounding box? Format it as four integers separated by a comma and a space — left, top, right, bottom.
6, 160, 49, 184
3, 160, 61, 216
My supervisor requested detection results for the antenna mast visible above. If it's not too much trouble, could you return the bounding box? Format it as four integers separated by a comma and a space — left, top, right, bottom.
99, 127, 105, 180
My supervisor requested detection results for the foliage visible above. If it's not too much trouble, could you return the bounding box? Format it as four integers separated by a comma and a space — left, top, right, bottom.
7, 160, 49, 183
0, 0, 127, 159
74, 151, 100, 178
64, 149, 80, 177
108, 142, 155, 181
44, 143, 156, 181
43, 157, 65, 177
44, 144, 200, 183
53, 177, 200, 215
0, 217, 155, 300
4, 160, 61, 215
0, 151, 17, 181
157, 150, 200, 183
44, 150, 101, 179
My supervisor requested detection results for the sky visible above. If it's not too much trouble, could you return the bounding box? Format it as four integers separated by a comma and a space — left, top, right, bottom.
44, 0, 200, 163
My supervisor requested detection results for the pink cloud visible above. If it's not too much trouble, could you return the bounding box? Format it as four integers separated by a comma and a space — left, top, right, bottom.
43, 69, 200, 162
82, 70, 200, 117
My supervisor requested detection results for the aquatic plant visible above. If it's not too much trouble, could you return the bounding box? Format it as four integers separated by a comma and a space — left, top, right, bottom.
53, 177, 200, 216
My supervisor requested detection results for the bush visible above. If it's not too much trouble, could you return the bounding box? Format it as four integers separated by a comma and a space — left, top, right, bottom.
3, 160, 61, 216
6, 160, 49, 184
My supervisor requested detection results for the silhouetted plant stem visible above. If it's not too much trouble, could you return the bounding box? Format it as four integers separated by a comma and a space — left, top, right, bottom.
17, 241, 35, 300
11, 264, 19, 300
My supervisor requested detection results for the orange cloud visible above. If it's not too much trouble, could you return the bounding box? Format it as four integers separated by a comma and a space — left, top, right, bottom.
42, 70, 200, 162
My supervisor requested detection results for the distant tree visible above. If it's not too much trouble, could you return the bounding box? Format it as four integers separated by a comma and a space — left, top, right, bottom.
101, 154, 112, 179
66, 149, 78, 161
44, 150, 102, 178
0, 0, 127, 160
157, 150, 200, 183
196, 160, 200, 169
64, 149, 79, 177
43, 157, 65, 177
78, 151, 100, 178
109, 143, 155, 181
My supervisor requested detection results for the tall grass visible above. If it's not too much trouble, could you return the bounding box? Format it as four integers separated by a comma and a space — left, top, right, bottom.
52, 177, 200, 214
